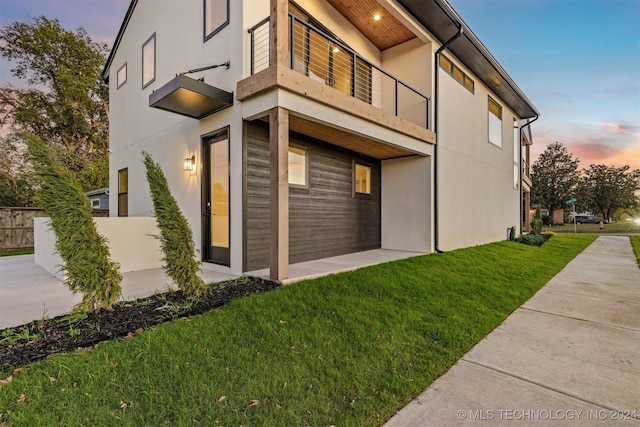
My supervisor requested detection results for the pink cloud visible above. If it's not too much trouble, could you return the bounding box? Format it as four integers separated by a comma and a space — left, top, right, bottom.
531, 121, 640, 171
599, 121, 640, 134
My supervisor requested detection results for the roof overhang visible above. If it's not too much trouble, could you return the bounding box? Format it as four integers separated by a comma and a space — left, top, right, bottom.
149, 74, 233, 119
396, 0, 539, 119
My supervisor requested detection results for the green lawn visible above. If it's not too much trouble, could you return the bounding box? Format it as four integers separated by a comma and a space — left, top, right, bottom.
0, 249, 34, 257
631, 236, 640, 267
544, 220, 640, 234
0, 235, 596, 426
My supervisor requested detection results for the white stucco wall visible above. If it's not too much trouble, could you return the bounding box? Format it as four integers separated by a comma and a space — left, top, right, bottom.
107, 0, 247, 275
34, 217, 163, 279
381, 156, 433, 252
381, 37, 432, 99
436, 53, 521, 251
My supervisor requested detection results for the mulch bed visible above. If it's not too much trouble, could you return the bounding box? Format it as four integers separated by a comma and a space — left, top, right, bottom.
0, 277, 280, 373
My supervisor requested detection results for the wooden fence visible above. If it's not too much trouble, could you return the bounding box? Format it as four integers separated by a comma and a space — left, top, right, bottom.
0, 207, 109, 251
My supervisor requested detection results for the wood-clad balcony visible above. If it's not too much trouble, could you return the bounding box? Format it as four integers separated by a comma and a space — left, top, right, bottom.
237, 0, 435, 160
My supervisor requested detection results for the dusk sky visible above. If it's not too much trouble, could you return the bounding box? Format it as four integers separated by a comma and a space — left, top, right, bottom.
1, 0, 639, 170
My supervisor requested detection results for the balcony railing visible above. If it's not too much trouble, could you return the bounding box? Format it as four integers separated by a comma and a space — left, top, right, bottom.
248, 15, 430, 129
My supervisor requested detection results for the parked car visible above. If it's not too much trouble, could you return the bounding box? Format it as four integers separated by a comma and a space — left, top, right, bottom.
573, 215, 606, 224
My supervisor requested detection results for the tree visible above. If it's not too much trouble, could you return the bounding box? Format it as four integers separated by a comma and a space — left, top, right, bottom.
0, 17, 109, 200
26, 134, 122, 312
142, 152, 207, 296
531, 142, 579, 225
577, 164, 640, 220
0, 135, 36, 206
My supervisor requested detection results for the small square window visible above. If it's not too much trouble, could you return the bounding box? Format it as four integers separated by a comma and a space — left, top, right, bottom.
439, 55, 452, 74
117, 62, 127, 89
354, 163, 371, 195
452, 67, 464, 85
288, 146, 307, 187
142, 33, 156, 89
464, 76, 474, 93
91, 198, 101, 208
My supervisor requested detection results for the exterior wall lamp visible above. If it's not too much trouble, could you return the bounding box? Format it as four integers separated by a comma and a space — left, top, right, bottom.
184, 155, 196, 172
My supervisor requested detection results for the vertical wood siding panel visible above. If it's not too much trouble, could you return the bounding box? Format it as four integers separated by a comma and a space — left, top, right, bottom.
245, 121, 381, 271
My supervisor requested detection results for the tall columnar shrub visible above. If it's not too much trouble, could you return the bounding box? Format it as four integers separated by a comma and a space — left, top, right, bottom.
142, 152, 206, 295
25, 134, 122, 312
531, 206, 543, 235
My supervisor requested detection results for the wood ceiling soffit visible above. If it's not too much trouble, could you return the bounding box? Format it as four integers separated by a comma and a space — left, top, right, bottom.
256, 115, 414, 159
326, 0, 416, 50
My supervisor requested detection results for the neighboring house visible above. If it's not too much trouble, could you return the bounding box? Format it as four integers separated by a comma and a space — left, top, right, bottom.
101, 0, 538, 280
85, 188, 110, 210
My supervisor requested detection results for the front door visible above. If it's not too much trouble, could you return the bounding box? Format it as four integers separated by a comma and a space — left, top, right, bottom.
202, 129, 230, 266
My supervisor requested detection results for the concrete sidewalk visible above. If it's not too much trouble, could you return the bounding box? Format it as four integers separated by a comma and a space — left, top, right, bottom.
385, 235, 640, 426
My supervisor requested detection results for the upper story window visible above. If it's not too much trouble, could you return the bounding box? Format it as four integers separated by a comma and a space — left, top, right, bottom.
288, 146, 308, 187
513, 118, 519, 163
488, 96, 503, 148
204, 0, 229, 41
513, 118, 519, 189
117, 62, 127, 89
440, 55, 474, 93
142, 33, 156, 89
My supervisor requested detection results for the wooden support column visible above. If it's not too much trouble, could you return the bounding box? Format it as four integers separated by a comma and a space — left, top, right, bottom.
269, 0, 289, 69
269, 107, 289, 280
524, 191, 531, 232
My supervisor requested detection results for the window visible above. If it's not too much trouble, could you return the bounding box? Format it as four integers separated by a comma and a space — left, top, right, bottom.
204, 0, 229, 41
488, 96, 502, 148
203, 128, 231, 266
118, 168, 128, 217
439, 54, 474, 93
91, 198, 101, 208
513, 118, 519, 189
142, 33, 156, 89
354, 163, 371, 195
117, 62, 127, 89
513, 118, 519, 163
288, 146, 307, 187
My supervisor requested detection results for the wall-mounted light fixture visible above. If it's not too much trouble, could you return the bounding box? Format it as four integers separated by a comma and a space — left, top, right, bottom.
184, 155, 196, 172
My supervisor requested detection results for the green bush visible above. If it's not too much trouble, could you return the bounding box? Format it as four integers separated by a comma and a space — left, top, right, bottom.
25, 134, 122, 312
515, 233, 552, 247
531, 218, 543, 235
142, 152, 206, 296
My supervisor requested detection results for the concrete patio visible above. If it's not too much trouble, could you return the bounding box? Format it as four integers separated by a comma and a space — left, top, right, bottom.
0, 248, 425, 328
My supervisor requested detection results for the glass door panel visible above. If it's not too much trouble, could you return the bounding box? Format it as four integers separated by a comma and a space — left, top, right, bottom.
203, 132, 230, 265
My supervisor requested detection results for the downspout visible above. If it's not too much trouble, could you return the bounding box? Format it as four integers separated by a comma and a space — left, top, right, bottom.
518, 114, 539, 235
433, 23, 464, 253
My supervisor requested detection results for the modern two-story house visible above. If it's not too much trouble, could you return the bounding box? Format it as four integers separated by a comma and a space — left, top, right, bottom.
101, 0, 538, 281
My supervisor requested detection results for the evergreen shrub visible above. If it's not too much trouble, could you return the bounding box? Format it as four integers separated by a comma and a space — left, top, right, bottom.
142, 152, 206, 295
25, 134, 122, 311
